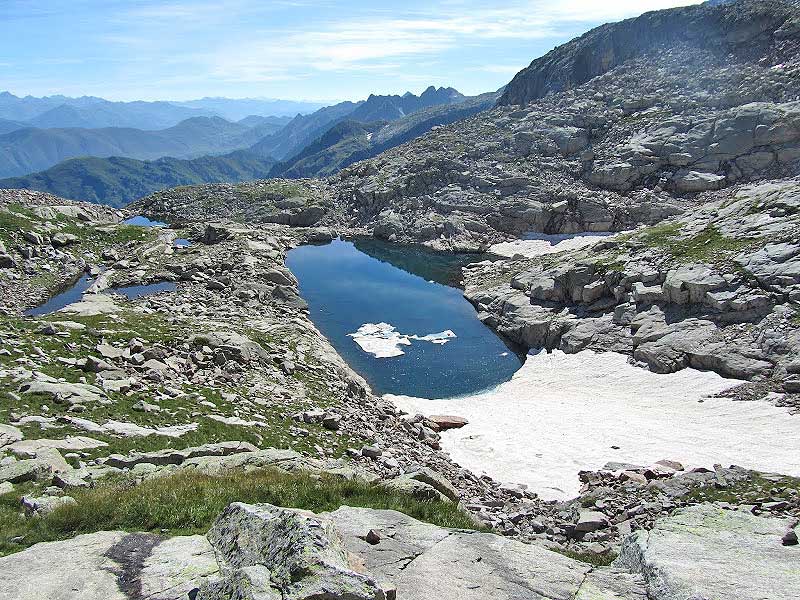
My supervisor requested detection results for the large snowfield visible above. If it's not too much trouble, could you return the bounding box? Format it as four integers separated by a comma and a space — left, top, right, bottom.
389, 349, 800, 500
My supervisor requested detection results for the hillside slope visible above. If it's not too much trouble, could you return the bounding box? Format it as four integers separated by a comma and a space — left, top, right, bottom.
250, 87, 469, 161
0, 150, 275, 207
0, 116, 274, 178
321, 0, 800, 249
271, 92, 498, 179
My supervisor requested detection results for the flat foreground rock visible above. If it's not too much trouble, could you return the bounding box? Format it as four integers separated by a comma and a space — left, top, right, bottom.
1, 503, 797, 599
0, 531, 218, 600
617, 504, 800, 600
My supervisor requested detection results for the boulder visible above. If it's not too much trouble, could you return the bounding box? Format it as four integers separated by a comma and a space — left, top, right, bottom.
0, 424, 23, 449
199, 223, 232, 245
21, 495, 77, 517
671, 170, 726, 193
19, 379, 105, 406
0, 458, 54, 484
427, 415, 469, 430
382, 477, 450, 502
263, 267, 297, 287
662, 264, 727, 305
575, 510, 610, 533
51, 232, 79, 247
397, 468, 459, 501
189, 331, 268, 363
0, 252, 15, 268
616, 504, 800, 600
199, 503, 387, 600
328, 506, 592, 600
736, 243, 800, 291
102, 441, 258, 470
0, 531, 218, 600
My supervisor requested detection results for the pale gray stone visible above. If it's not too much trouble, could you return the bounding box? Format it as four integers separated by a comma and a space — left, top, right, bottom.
616, 504, 800, 600
200, 503, 386, 600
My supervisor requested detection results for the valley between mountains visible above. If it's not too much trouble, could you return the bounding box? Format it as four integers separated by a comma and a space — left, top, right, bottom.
1, 1, 800, 599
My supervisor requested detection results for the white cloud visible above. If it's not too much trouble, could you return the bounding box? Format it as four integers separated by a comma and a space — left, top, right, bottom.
201, 0, 703, 82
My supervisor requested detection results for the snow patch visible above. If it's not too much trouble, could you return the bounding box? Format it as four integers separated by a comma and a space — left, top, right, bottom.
490, 231, 618, 259
349, 322, 456, 358
388, 349, 800, 500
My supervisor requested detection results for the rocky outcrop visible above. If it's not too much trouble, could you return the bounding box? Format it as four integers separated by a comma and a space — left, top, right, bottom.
1, 495, 799, 599
0, 532, 219, 600
199, 503, 389, 600
616, 504, 800, 600
500, 0, 799, 106
464, 176, 800, 384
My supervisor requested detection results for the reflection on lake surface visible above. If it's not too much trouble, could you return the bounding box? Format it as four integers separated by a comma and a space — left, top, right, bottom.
24, 275, 96, 316
123, 215, 167, 227
286, 239, 522, 398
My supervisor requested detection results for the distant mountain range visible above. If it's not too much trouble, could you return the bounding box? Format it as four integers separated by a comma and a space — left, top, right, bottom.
251, 86, 467, 161
270, 91, 500, 179
0, 86, 495, 204
0, 116, 285, 178
0, 150, 275, 207
173, 97, 325, 121
0, 91, 321, 130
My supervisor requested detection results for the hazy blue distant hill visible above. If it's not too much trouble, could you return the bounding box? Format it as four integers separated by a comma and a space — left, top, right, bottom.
176, 97, 325, 120
238, 115, 293, 129
0, 118, 27, 135
250, 87, 469, 161
26, 100, 212, 129
0, 91, 315, 130
0, 116, 275, 177
0, 150, 276, 207
270, 91, 499, 179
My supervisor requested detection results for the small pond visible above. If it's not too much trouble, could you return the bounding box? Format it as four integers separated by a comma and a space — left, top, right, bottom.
25, 278, 178, 316
286, 239, 523, 398
123, 215, 167, 227
173, 238, 192, 248
24, 275, 96, 316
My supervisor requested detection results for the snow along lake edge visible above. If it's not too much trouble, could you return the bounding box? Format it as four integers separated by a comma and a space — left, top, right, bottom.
388, 349, 800, 500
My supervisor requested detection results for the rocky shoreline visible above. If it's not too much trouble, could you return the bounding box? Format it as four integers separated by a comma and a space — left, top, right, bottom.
2, 1, 800, 597
2, 189, 798, 569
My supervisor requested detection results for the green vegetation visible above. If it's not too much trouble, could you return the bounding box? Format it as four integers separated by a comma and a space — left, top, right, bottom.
553, 547, 618, 567
0, 305, 357, 462
0, 151, 276, 207
638, 223, 753, 263
683, 472, 800, 505
0, 469, 481, 556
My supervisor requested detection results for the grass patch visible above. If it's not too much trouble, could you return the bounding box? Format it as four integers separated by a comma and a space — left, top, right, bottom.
638, 224, 753, 264
0, 469, 481, 555
554, 548, 618, 567
683, 472, 800, 505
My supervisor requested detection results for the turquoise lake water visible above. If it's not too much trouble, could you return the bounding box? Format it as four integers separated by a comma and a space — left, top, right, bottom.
286, 238, 523, 398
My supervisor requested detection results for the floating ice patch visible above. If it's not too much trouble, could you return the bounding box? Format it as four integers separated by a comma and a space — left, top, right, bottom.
349, 322, 456, 358
349, 323, 411, 358
389, 349, 800, 500
409, 330, 457, 345
490, 231, 618, 259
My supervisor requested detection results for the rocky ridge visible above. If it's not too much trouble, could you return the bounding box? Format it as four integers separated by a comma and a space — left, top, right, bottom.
1, 501, 797, 600
463, 175, 800, 394
135, 1, 800, 256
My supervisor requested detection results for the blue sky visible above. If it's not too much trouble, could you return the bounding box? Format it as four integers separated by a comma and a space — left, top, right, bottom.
1, 0, 703, 103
